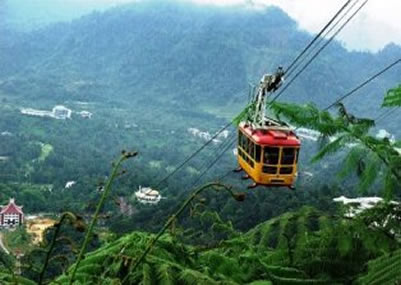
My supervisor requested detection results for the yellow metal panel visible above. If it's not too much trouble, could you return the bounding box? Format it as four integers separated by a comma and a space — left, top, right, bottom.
238, 146, 298, 187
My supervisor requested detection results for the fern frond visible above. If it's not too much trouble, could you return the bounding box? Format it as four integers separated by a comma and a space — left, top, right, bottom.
311, 135, 346, 163
383, 169, 397, 199
232, 103, 255, 126
157, 263, 175, 285
358, 249, 401, 285
179, 268, 218, 285
358, 153, 381, 193
337, 147, 364, 179
0, 273, 37, 285
382, 85, 401, 107
141, 263, 153, 285
246, 281, 272, 285
270, 102, 344, 136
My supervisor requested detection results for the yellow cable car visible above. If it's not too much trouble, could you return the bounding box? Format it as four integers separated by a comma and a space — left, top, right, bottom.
236, 67, 301, 189
237, 122, 300, 189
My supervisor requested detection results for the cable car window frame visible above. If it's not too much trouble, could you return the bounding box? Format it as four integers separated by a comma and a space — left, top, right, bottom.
263, 147, 280, 165
238, 131, 243, 148
281, 148, 296, 165
280, 167, 293, 174
238, 130, 257, 169
255, 145, 261, 163
263, 166, 277, 174
248, 140, 255, 159
243, 135, 249, 154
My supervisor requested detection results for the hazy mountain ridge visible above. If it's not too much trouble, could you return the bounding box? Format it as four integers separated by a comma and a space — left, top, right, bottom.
0, 4, 400, 284
1, 0, 400, 118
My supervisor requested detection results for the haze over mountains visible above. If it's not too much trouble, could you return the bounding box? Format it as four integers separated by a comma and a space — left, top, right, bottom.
2, 1, 401, 119
0, 3, 400, 283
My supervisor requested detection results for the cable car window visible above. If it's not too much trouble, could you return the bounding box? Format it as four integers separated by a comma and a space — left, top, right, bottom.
255, 145, 261, 163
248, 141, 254, 159
281, 148, 296, 165
243, 135, 249, 152
280, 167, 293, 174
296, 149, 300, 162
263, 166, 277, 174
238, 149, 243, 158
238, 132, 243, 147
241, 149, 246, 160
263, 147, 279, 165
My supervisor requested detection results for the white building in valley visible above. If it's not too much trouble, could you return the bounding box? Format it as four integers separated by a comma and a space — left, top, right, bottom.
21, 105, 72, 120
52, 105, 72, 119
135, 187, 162, 205
78, 110, 93, 119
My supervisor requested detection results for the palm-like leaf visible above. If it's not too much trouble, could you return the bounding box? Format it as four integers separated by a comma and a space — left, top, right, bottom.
311, 135, 347, 163
157, 263, 175, 285
382, 85, 401, 107
358, 249, 401, 285
270, 99, 400, 196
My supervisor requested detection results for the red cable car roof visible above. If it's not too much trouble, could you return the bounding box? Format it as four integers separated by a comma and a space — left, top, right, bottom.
240, 123, 301, 147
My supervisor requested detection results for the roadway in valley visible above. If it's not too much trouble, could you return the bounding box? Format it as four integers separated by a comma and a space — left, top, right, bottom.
0, 232, 10, 254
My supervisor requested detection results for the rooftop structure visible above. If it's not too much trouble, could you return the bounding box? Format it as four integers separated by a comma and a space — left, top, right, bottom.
21, 105, 72, 120
135, 186, 162, 205
78, 110, 93, 119
333, 196, 399, 217
21, 108, 53, 118
0, 198, 24, 228
188, 127, 229, 144
65, 181, 76, 189
52, 105, 72, 119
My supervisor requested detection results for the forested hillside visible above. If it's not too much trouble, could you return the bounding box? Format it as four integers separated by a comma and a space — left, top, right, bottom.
0, 1, 400, 284
1, 1, 401, 111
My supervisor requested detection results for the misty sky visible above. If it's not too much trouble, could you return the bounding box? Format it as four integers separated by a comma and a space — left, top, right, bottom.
91, 0, 401, 52
192, 0, 401, 52
5, 0, 401, 52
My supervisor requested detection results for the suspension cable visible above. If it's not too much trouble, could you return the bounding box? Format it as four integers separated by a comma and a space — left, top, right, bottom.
271, 0, 369, 104
375, 107, 399, 124
290, 59, 401, 133
154, 121, 233, 188
323, 58, 401, 111
285, 0, 353, 75
151, 0, 370, 190
188, 135, 237, 189
181, 130, 234, 190
286, 0, 361, 79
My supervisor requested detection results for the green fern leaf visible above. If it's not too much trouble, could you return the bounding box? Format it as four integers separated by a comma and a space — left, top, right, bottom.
311, 135, 346, 163
141, 263, 153, 285
382, 85, 401, 107
358, 249, 401, 285
358, 154, 381, 193
179, 268, 218, 284
157, 263, 175, 285
246, 281, 272, 285
337, 147, 364, 179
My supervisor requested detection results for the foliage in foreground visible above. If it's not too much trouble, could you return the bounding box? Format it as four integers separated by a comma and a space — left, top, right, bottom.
270, 85, 401, 198
1, 202, 399, 284
1, 86, 400, 284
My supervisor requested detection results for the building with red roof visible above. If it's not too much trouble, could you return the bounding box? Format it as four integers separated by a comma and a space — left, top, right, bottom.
0, 198, 24, 228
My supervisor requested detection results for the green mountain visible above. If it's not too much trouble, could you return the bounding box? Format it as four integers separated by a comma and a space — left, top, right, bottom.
1, 0, 401, 115
0, 0, 399, 227
0, 2, 400, 284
